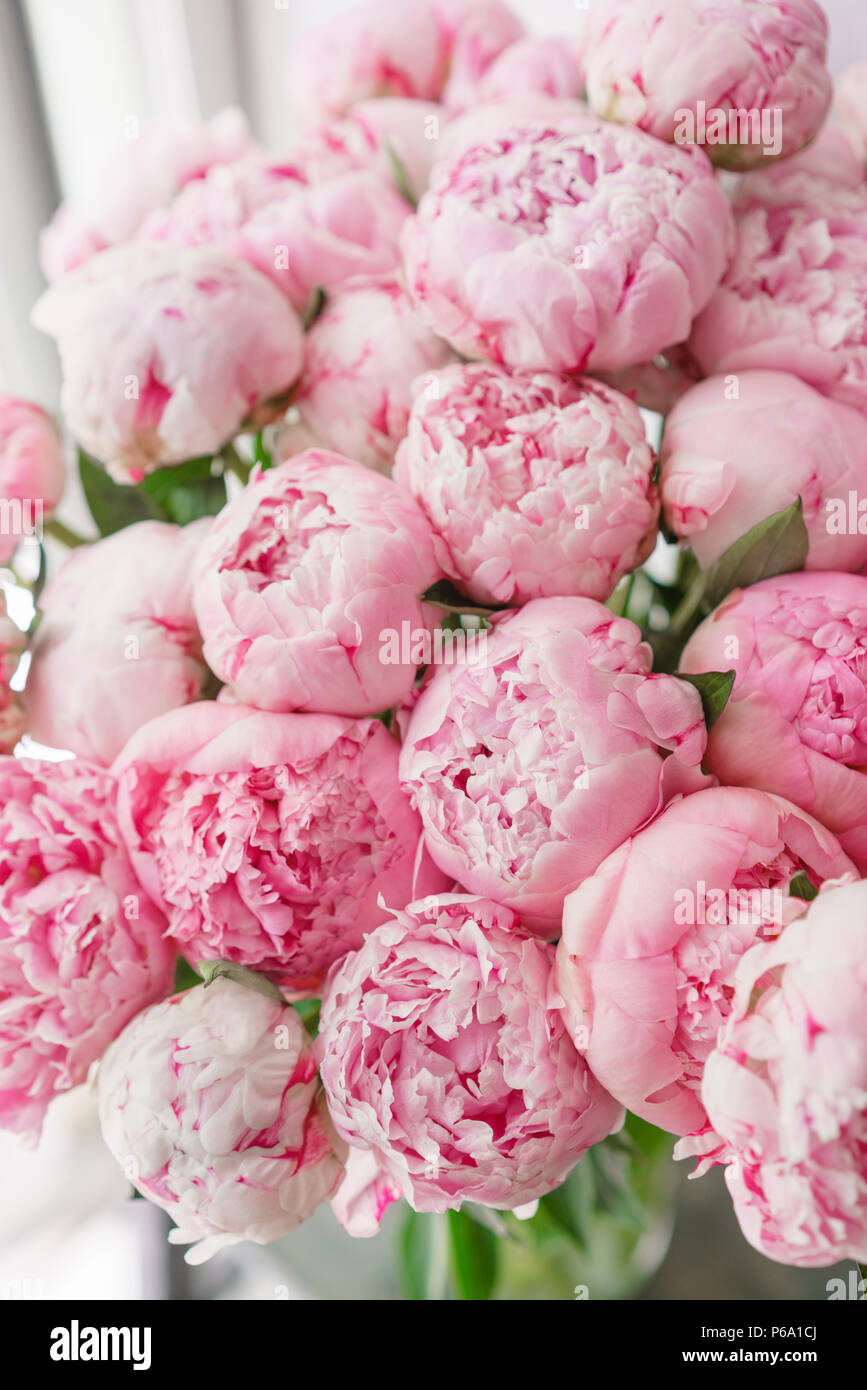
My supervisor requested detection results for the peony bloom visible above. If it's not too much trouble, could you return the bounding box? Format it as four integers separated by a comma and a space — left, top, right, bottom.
399, 597, 709, 934
0, 593, 25, 753
24, 519, 212, 765
39, 106, 255, 282
681, 571, 867, 872
688, 179, 867, 414
0, 394, 66, 566
98, 976, 346, 1264
402, 110, 732, 373
32, 242, 304, 483
285, 99, 446, 204
293, 279, 455, 473
659, 371, 867, 572
470, 36, 584, 106
582, 0, 831, 170
676, 879, 867, 1267
141, 161, 410, 316
0, 758, 174, 1141
318, 894, 621, 1227
393, 363, 659, 604
556, 785, 855, 1136
287, 0, 523, 128
192, 450, 441, 716
113, 701, 448, 991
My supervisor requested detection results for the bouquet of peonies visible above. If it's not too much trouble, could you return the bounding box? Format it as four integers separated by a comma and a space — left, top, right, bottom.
2, 0, 867, 1298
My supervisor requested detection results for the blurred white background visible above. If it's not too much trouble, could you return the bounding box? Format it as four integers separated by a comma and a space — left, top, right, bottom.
0, 0, 864, 1302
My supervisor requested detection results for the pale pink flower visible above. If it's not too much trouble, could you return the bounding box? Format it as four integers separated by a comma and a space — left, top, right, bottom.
32, 243, 304, 483
689, 180, 867, 414
471, 36, 584, 106
98, 976, 346, 1263
0, 757, 174, 1141
659, 371, 867, 571
582, 0, 831, 170
394, 363, 658, 604
293, 279, 455, 473
318, 894, 620, 1227
25, 519, 212, 765
676, 879, 867, 1267
286, 99, 446, 203
681, 571, 867, 872
402, 110, 732, 373
192, 451, 441, 716
141, 161, 410, 315
556, 785, 855, 1136
399, 597, 709, 934
113, 701, 448, 991
0, 394, 66, 566
287, 0, 523, 128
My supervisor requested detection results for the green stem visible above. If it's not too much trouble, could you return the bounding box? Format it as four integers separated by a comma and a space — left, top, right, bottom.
43, 518, 88, 548
221, 442, 252, 485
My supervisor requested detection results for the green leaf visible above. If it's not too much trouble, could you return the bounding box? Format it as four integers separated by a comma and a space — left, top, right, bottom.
539, 1174, 588, 1249
173, 956, 202, 993
704, 497, 809, 610
292, 997, 321, 1037
789, 871, 819, 902
253, 431, 273, 471
384, 141, 418, 209
398, 1209, 435, 1301
197, 959, 286, 1004
140, 455, 227, 525
447, 1208, 499, 1300
674, 669, 735, 729
78, 450, 161, 536
302, 284, 327, 330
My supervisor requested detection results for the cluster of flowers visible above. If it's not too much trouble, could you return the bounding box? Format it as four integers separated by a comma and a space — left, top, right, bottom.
1, 0, 866, 1277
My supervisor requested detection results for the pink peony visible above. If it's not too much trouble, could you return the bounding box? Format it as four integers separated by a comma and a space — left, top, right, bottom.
471, 36, 584, 106
582, 0, 831, 170
192, 450, 441, 716
113, 701, 448, 991
0, 394, 66, 566
141, 161, 410, 315
32, 242, 304, 483
293, 279, 455, 473
659, 371, 867, 572
676, 879, 867, 1267
689, 179, 867, 414
287, 0, 523, 128
318, 894, 620, 1226
402, 110, 732, 373
0, 757, 174, 1140
285, 99, 446, 203
681, 571, 867, 872
98, 976, 346, 1264
393, 363, 659, 604
556, 785, 855, 1136
39, 107, 255, 282
0, 593, 24, 754
24, 519, 212, 765
399, 597, 709, 934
